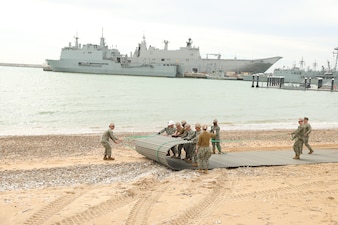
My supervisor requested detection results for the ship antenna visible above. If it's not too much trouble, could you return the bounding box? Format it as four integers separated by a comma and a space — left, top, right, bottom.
100, 27, 105, 47
313, 61, 317, 71
299, 57, 305, 69
74, 32, 79, 48
141, 33, 147, 49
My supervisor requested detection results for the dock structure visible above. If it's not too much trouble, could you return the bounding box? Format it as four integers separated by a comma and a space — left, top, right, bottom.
251, 74, 337, 92
135, 136, 338, 171
251, 74, 285, 88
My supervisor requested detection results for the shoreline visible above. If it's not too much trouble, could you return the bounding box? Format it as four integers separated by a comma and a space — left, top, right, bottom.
2, 122, 338, 137
1, 126, 338, 136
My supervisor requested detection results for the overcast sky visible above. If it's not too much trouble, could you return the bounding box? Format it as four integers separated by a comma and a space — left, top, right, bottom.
2, 0, 338, 72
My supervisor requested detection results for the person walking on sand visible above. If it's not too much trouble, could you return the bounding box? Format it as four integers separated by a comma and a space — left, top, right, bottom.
210, 119, 222, 154
196, 124, 216, 173
101, 123, 121, 160
291, 118, 305, 160
303, 117, 314, 154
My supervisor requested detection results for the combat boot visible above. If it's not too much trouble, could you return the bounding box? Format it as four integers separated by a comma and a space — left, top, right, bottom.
293, 155, 300, 160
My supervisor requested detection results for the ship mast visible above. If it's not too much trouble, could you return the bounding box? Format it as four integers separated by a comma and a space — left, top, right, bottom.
164, 40, 169, 50
100, 27, 105, 47
299, 57, 305, 70
74, 33, 79, 48
333, 47, 338, 71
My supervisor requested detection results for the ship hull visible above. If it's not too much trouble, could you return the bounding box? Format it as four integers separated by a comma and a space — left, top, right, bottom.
131, 53, 281, 75
158, 57, 281, 75
47, 59, 178, 77
197, 57, 281, 74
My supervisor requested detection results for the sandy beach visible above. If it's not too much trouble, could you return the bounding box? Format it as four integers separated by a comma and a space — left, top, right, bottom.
0, 129, 337, 225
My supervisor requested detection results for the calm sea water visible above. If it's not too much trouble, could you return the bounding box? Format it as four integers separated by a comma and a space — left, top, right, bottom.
0, 66, 338, 136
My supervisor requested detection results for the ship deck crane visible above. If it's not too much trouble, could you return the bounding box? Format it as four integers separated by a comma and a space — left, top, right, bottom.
206, 53, 221, 59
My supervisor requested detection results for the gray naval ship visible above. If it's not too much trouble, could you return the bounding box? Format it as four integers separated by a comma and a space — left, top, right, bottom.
46, 35, 178, 77
46, 34, 282, 78
243, 47, 338, 84
273, 49, 338, 84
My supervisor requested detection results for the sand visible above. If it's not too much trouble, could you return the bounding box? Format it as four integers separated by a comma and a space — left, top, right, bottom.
0, 129, 337, 225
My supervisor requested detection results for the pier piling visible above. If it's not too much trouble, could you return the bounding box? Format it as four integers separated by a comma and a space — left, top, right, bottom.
318, 78, 323, 89
308, 77, 312, 88
266, 76, 284, 88
304, 77, 307, 89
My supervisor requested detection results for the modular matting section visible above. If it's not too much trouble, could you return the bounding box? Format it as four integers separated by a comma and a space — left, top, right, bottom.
165, 149, 338, 170
135, 136, 338, 171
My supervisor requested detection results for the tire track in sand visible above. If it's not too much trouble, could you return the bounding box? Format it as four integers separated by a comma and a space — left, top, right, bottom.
192, 178, 338, 224
157, 171, 229, 225
51, 191, 135, 225
124, 180, 171, 225
23, 189, 88, 225
157, 176, 338, 225
224, 179, 338, 201
51, 177, 170, 225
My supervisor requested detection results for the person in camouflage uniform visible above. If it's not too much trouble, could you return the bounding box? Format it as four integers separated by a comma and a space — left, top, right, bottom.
157, 120, 177, 136
210, 119, 222, 154
291, 118, 305, 159
157, 120, 177, 156
302, 117, 314, 154
100, 123, 121, 160
190, 123, 202, 167
172, 122, 187, 158
181, 124, 197, 162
